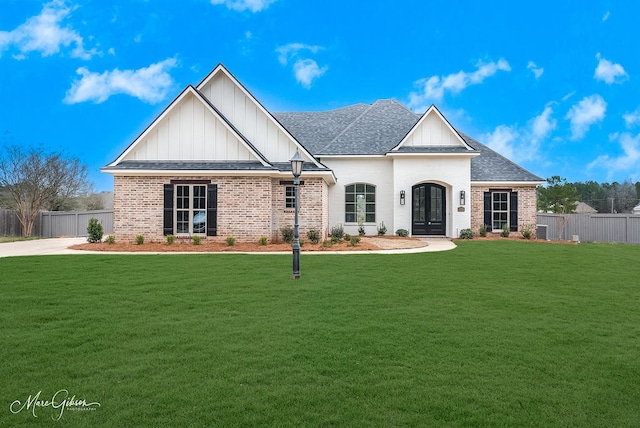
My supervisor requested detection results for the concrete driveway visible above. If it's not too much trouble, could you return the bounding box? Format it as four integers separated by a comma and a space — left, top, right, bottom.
0, 237, 88, 258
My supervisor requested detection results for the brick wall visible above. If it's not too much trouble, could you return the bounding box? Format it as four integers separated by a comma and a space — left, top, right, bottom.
470, 185, 538, 233
114, 175, 328, 243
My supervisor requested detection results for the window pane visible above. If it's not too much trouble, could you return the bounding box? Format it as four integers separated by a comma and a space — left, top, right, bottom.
365, 213, 375, 223
193, 210, 206, 234
345, 213, 356, 223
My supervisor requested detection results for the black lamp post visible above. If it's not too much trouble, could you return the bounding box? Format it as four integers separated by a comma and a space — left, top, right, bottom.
290, 150, 304, 279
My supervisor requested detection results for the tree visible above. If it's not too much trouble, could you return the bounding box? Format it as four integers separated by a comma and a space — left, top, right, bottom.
537, 176, 579, 213
0, 145, 90, 237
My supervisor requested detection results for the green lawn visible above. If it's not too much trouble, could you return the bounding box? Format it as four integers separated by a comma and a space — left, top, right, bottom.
1, 241, 639, 427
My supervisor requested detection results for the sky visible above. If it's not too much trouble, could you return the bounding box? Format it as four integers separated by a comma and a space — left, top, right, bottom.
1, 0, 639, 192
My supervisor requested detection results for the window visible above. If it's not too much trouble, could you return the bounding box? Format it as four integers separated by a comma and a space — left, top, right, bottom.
483, 191, 518, 232
285, 186, 295, 209
176, 184, 206, 234
492, 192, 508, 230
345, 183, 375, 223
164, 183, 217, 236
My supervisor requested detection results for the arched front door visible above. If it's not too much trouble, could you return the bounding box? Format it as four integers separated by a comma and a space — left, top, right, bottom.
412, 183, 446, 235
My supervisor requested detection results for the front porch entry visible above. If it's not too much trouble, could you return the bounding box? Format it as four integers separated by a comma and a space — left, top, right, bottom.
412, 183, 446, 235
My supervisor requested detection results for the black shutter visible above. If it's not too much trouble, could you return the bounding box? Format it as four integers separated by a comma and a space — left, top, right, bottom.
207, 184, 217, 236
510, 192, 518, 232
483, 192, 492, 231
163, 184, 174, 236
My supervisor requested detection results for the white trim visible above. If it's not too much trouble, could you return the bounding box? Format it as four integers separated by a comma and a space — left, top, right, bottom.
386, 152, 480, 158
103, 168, 337, 184
391, 105, 474, 152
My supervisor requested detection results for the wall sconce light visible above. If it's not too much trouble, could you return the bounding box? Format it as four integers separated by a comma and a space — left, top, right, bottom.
460, 190, 466, 206
400, 190, 406, 205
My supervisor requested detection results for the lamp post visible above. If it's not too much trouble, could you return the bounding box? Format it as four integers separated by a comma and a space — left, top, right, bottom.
290, 150, 304, 279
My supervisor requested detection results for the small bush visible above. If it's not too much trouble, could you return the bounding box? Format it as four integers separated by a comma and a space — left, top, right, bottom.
86, 217, 103, 243
479, 224, 488, 237
281, 226, 294, 244
330, 224, 344, 241
459, 228, 475, 239
306, 229, 320, 244
166, 234, 175, 245
192, 235, 202, 245
105, 234, 116, 244
344, 233, 351, 242
349, 236, 361, 247
135, 235, 144, 245
377, 222, 387, 236
521, 224, 534, 240
330, 236, 340, 245
226, 236, 235, 246
358, 223, 366, 236
259, 236, 268, 245
322, 239, 333, 248
501, 224, 511, 238
396, 228, 408, 237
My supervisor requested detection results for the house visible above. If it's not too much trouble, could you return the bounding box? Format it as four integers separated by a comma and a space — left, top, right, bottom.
574, 201, 597, 214
102, 64, 543, 242
633, 203, 640, 215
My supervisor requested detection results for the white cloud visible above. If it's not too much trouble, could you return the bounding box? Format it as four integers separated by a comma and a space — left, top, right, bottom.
602, 11, 610, 22
408, 59, 511, 111
63, 58, 178, 104
483, 104, 556, 164
594, 53, 628, 84
623, 109, 640, 128
565, 94, 607, 140
276, 43, 322, 65
588, 132, 640, 175
293, 59, 328, 89
210, 0, 276, 12
527, 61, 544, 79
276, 43, 327, 88
0, 0, 97, 60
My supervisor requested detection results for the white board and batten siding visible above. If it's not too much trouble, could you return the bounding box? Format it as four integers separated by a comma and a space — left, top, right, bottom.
402, 111, 464, 147
198, 72, 308, 164
124, 91, 256, 162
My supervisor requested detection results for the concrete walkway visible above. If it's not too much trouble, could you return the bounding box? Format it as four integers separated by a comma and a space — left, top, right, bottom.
0, 237, 455, 258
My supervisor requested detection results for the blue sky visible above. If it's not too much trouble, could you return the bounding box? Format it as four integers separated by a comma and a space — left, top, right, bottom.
1, 0, 639, 191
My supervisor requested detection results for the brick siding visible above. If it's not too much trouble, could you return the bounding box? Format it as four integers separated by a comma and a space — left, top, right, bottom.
470, 185, 538, 233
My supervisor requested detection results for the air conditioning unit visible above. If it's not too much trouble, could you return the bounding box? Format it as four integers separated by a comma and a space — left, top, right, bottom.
536, 224, 548, 240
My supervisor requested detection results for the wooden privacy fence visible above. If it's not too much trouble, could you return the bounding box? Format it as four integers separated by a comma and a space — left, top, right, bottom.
0, 209, 113, 237
537, 213, 640, 244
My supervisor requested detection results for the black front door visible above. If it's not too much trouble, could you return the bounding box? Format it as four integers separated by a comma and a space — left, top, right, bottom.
412, 183, 446, 235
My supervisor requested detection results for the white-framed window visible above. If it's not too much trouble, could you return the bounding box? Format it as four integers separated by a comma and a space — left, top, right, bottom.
492, 192, 509, 230
345, 183, 375, 223
175, 184, 207, 235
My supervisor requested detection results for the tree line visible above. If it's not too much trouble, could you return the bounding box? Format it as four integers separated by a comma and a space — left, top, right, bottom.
537, 176, 640, 214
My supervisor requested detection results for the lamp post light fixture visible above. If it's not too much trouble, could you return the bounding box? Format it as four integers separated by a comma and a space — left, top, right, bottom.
460, 190, 466, 206
290, 150, 304, 279
400, 190, 406, 205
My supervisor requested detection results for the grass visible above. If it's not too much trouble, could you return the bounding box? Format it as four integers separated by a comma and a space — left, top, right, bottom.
1, 241, 639, 426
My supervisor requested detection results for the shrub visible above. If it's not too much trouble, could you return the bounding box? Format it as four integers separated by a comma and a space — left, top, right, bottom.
459, 228, 475, 239
226, 236, 235, 246
330, 224, 344, 241
306, 229, 320, 244
105, 234, 115, 244
86, 217, 103, 243
330, 236, 340, 245
166, 234, 175, 245
344, 233, 351, 242
281, 226, 294, 244
192, 235, 201, 245
479, 224, 488, 237
349, 236, 361, 247
322, 239, 333, 248
358, 223, 366, 236
521, 224, 535, 240
258, 236, 268, 246
135, 235, 144, 245
501, 224, 510, 238
396, 228, 408, 237
377, 222, 387, 236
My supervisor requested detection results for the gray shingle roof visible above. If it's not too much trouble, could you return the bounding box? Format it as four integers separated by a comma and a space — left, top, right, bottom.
274, 101, 543, 183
